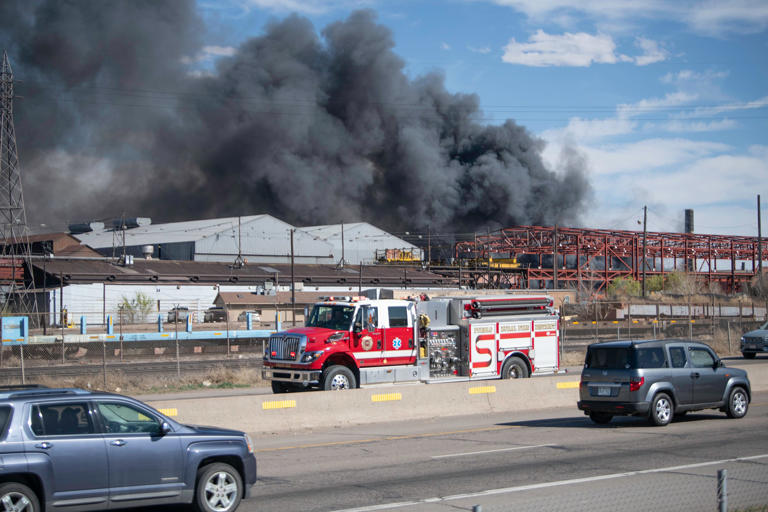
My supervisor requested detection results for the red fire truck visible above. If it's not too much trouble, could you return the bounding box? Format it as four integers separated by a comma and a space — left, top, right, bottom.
262, 294, 560, 392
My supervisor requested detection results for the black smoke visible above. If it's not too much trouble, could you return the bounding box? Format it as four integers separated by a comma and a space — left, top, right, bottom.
0, 2, 590, 234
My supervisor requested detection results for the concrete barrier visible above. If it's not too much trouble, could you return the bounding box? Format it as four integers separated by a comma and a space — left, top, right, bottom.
145, 365, 768, 435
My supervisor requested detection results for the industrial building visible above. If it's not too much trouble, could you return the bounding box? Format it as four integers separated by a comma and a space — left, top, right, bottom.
72, 215, 420, 266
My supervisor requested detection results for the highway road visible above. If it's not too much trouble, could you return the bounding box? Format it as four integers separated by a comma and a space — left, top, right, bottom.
234, 391, 768, 512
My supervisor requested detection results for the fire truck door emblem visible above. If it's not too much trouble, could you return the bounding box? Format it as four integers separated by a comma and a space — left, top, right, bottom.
361, 336, 374, 351
392, 337, 402, 350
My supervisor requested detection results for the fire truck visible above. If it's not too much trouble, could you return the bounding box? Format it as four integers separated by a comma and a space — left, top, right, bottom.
262, 294, 560, 392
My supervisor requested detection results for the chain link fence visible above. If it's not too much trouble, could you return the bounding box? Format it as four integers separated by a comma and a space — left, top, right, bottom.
0, 308, 275, 390
559, 298, 766, 365
463, 457, 768, 512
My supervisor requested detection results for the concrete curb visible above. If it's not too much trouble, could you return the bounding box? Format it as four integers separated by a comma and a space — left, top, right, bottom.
145, 367, 768, 435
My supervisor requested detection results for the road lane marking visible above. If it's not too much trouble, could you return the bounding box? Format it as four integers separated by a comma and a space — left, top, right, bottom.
330, 453, 768, 512
431, 443, 556, 459
254, 425, 519, 453
556, 381, 579, 389
371, 392, 402, 402
262, 399, 296, 410
469, 386, 496, 394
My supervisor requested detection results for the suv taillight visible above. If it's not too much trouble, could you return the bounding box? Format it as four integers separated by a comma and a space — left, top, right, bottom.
629, 376, 645, 392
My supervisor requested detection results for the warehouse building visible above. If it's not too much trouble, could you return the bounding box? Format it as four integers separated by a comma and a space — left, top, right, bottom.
72, 215, 419, 266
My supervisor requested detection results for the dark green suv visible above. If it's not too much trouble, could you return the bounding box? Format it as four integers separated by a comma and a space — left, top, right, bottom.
577, 339, 751, 426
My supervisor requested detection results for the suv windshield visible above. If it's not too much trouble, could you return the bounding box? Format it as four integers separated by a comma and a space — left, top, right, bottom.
306, 305, 355, 331
585, 345, 666, 369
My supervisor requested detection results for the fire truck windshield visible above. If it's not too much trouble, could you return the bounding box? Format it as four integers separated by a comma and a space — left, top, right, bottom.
306, 304, 355, 331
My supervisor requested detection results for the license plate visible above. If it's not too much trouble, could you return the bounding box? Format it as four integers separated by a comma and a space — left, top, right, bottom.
597, 386, 611, 396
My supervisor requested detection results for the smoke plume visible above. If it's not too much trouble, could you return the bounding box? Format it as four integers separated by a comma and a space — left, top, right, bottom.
0, 2, 590, 233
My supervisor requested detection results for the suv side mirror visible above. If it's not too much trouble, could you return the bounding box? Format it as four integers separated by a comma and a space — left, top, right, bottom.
715, 359, 724, 369
160, 421, 172, 435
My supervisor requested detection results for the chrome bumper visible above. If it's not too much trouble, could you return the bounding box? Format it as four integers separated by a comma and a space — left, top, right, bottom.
262, 367, 322, 384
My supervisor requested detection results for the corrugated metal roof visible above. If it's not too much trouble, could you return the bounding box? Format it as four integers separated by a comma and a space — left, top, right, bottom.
299, 222, 420, 264
31, 259, 456, 288
73, 214, 282, 248
217, 291, 327, 306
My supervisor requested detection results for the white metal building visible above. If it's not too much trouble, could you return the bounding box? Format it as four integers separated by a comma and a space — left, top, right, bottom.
72, 215, 420, 266
299, 222, 422, 265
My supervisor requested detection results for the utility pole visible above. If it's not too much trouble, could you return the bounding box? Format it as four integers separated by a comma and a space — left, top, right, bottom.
758, 195, 763, 282
0, 52, 37, 317
427, 225, 431, 269
642, 205, 648, 298
553, 225, 558, 290
290, 228, 295, 326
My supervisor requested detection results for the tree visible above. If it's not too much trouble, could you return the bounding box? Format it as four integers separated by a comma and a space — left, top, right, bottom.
119, 292, 154, 324
645, 274, 665, 292
606, 276, 641, 298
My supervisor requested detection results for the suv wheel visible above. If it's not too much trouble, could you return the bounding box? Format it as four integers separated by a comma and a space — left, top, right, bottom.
194, 463, 243, 512
0, 482, 40, 512
649, 393, 673, 426
742, 352, 756, 359
726, 387, 749, 419
589, 412, 613, 425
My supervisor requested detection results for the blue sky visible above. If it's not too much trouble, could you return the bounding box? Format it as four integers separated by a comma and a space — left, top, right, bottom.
196, 0, 767, 237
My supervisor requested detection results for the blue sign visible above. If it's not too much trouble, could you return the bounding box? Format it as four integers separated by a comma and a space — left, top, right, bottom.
1, 316, 28, 345
392, 337, 402, 350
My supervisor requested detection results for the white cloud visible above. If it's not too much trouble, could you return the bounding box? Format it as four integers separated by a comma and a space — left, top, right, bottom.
646, 119, 738, 133
661, 69, 729, 86
541, 117, 636, 143
684, 96, 768, 118
485, 0, 768, 36
501, 31, 668, 67
182, 45, 237, 65
441, 42, 452, 50
502, 30, 626, 67
617, 91, 699, 118
468, 45, 492, 54
633, 37, 668, 66
579, 138, 731, 175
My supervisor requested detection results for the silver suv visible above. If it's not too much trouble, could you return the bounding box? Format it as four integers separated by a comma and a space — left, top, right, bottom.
577, 339, 751, 426
0, 386, 257, 511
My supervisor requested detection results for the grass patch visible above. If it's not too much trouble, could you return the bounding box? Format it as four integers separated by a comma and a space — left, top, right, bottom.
33, 366, 262, 395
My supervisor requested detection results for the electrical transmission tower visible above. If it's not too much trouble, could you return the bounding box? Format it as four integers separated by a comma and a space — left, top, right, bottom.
0, 51, 37, 317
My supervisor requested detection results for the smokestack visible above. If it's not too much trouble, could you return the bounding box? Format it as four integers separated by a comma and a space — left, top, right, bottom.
684, 209, 694, 272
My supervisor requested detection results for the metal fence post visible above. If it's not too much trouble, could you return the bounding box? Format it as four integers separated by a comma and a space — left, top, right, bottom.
175, 305, 180, 379
20, 344, 25, 385
717, 469, 727, 512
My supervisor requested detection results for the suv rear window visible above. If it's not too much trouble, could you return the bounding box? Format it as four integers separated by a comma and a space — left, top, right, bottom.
0, 406, 11, 436
585, 346, 667, 369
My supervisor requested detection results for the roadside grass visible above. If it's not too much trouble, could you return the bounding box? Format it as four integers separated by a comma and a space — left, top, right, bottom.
34, 366, 263, 395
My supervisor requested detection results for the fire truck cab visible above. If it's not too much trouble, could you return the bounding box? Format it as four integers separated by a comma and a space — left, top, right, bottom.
262, 294, 560, 392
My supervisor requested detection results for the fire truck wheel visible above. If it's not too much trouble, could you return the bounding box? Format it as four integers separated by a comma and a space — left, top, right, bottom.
501, 357, 529, 379
322, 365, 357, 390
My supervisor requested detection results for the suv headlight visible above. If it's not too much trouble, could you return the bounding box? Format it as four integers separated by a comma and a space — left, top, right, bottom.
301, 351, 322, 363
244, 434, 254, 454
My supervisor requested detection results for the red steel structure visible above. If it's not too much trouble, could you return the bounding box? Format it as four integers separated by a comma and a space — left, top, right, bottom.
455, 225, 767, 294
